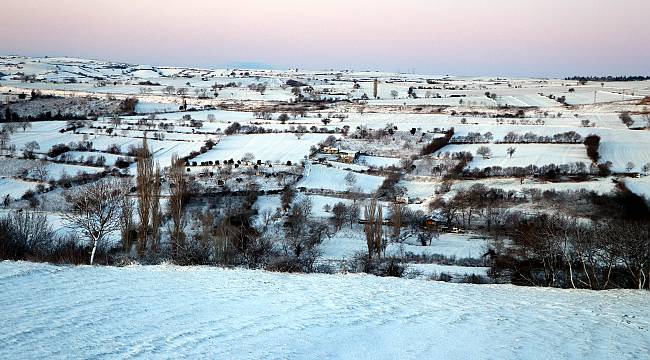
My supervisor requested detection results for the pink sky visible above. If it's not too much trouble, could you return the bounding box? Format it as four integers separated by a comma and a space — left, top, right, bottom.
2, 0, 649, 76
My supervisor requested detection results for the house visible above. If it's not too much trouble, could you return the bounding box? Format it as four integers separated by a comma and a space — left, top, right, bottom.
395, 196, 409, 204
338, 150, 358, 164
322, 146, 338, 154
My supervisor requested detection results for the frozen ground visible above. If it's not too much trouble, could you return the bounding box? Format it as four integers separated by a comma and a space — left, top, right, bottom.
0, 261, 649, 359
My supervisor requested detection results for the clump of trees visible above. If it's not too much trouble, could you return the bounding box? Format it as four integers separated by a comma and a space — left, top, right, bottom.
118, 97, 138, 115
565, 75, 650, 82
224, 122, 241, 135
584, 134, 600, 163
0, 211, 91, 264
499, 131, 583, 144
494, 213, 650, 290
619, 112, 635, 128
421, 128, 454, 155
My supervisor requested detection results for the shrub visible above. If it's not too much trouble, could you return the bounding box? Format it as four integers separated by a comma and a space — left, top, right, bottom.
421, 128, 454, 155
224, 122, 241, 135
115, 157, 131, 169
48, 143, 71, 158
118, 97, 138, 115
265, 257, 303, 273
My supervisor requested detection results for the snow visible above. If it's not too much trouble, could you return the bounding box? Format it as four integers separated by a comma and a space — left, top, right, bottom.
320, 228, 490, 261
438, 143, 591, 169
44, 162, 104, 180
406, 263, 490, 278
134, 101, 179, 114
598, 131, 650, 173
0, 177, 40, 199
399, 180, 438, 201
357, 155, 401, 168
193, 133, 331, 164
297, 164, 385, 194
1, 261, 649, 359
552, 90, 643, 105
386, 233, 490, 259
625, 176, 650, 201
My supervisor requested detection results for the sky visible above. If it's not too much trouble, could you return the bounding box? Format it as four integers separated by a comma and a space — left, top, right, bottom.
2, 0, 649, 77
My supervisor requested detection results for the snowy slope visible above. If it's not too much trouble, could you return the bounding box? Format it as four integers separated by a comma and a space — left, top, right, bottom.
0, 261, 648, 359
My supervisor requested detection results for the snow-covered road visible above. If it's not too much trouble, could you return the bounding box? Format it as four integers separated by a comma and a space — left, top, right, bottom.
1, 261, 648, 359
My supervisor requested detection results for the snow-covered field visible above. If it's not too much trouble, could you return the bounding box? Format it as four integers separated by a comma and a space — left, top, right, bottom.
3, 55, 650, 359
439, 143, 591, 169
357, 155, 401, 168
297, 164, 385, 193
1, 261, 648, 360
0, 177, 40, 199
193, 133, 330, 164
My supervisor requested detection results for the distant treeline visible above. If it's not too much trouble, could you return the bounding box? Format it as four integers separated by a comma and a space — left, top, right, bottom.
565, 76, 650, 82
2, 108, 89, 123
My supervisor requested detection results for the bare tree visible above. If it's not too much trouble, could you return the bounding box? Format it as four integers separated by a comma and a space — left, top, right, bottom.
331, 202, 347, 230
364, 198, 383, 259
476, 146, 492, 159
389, 202, 404, 242
163, 85, 175, 95
506, 146, 516, 158
258, 208, 274, 231
31, 160, 49, 182
150, 164, 162, 253
281, 185, 296, 212
168, 154, 187, 258
346, 204, 360, 229
344, 172, 358, 193
119, 178, 134, 253
136, 137, 153, 257
63, 179, 123, 265
18, 120, 31, 132
0, 130, 10, 155
23, 141, 40, 159
431, 198, 458, 228
294, 125, 307, 140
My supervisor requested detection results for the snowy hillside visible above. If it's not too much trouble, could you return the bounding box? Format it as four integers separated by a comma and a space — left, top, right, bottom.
0, 261, 648, 360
